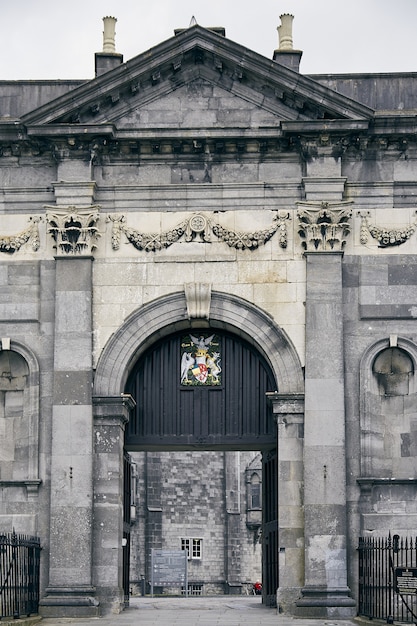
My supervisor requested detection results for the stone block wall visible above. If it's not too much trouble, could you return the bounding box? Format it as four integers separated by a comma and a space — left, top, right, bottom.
343, 253, 417, 591
129, 450, 261, 594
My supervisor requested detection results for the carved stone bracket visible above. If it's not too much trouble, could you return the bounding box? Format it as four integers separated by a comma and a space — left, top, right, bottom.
358, 210, 417, 247
45, 205, 100, 255
107, 211, 288, 252
0, 216, 41, 254
297, 201, 353, 251
184, 282, 212, 320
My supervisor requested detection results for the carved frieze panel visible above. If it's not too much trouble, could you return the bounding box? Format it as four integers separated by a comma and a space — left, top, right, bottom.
0, 216, 41, 254
45, 205, 100, 255
107, 211, 289, 253
358, 211, 417, 248
297, 201, 353, 251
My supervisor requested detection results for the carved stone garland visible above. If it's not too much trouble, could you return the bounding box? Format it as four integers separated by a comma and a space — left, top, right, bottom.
108, 211, 290, 252
0, 216, 41, 254
45, 206, 100, 255
358, 211, 417, 247
297, 201, 353, 252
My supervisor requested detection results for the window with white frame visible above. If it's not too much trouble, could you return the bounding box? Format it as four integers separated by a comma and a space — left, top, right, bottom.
182, 584, 203, 596
181, 538, 202, 560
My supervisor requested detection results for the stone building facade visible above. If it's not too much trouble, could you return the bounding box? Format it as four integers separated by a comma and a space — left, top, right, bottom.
1, 13, 417, 619
129, 450, 263, 597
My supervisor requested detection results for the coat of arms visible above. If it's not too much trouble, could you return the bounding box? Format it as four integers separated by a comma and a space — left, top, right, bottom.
180, 334, 222, 386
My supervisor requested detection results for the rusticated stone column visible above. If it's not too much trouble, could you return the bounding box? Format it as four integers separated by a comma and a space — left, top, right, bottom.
295, 202, 355, 619
267, 393, 304, 613
40, 255, 98, 618
297, 249, 355, 619
40, 202, 101, 618
92, 395, 134, 613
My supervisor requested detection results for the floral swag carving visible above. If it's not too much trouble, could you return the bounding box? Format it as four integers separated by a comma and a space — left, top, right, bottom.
108, 211, 290, 252
45, 206, 100, 255
0, 216, 41, 254
358, 211, 417, 247
297, 201, 353, 251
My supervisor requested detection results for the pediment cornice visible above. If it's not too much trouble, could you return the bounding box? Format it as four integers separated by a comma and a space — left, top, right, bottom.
2, 122, 417, 163
20, 25, 374, 128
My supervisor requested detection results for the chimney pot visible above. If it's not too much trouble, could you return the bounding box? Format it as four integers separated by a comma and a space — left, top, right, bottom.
103, 16, 117, 53
277, 13, 294, 50
273, 14, 302, 72
95, 16, 123, 77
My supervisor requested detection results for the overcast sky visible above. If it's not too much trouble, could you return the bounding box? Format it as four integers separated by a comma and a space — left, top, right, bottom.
2, 0, 417, 80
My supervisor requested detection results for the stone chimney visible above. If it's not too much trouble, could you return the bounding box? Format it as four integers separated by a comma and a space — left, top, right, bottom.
95, 16, 124, 77
273, 14, 302, 72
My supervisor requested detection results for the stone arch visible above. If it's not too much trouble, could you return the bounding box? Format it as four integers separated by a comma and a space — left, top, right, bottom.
0, 340, 40, 489
360, 336, 417, 477
93, 290, 304, 397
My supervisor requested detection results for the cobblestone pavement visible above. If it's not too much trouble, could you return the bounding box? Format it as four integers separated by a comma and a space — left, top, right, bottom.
39, 596, 366, 626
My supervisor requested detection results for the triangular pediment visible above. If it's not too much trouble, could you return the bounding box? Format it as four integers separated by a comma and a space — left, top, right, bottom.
21, 25, 374, 132
105, 74, 313, 131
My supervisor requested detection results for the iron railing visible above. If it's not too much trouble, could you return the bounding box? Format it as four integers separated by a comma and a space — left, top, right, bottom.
0, 530, 41, 619
358, 533, 417, 624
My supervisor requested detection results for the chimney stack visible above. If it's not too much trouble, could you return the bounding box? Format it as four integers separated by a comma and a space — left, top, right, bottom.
273, 14, 302, 72
95, 16, 124, 77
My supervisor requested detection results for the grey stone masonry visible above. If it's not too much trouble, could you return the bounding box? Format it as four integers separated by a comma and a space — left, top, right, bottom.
39, 257, 98, 618
224, 451, 242, 591
297, 252, 355, 619
268, 393, 304, 614
92, 395, 133, 614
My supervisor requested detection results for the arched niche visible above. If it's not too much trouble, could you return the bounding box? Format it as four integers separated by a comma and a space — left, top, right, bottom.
373, 347, 413, 396
360, 336, 417, 478
0, 340, 40, 493
93, 290, 304, 398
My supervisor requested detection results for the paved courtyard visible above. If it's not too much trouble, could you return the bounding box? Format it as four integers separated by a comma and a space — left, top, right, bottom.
39, 596, 366, 626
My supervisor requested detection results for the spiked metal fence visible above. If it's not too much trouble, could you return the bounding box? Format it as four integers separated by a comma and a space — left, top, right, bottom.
0, 530, 41, 619
358, 533, 417, 624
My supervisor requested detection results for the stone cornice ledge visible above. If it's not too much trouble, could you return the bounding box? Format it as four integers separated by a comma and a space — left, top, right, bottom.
266, 392, 304, 414
0, 479, 42, 497
281, 120, 370, 134
372, 114, 417, 134
26, 124, 116, 138
93, 394, 136, 426
357, 477, 417, 486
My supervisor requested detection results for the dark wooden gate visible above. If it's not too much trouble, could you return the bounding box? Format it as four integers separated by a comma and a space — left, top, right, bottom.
263, 449, 278, 607
125, 329, 277, 451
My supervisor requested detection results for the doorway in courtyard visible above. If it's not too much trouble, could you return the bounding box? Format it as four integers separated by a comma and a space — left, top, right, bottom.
123, 329, 278, 606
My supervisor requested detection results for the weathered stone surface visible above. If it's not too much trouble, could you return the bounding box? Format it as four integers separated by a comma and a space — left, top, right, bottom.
2, 18, 417, 622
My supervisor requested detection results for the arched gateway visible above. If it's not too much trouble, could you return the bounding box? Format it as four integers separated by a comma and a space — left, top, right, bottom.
92, 290, 304, 612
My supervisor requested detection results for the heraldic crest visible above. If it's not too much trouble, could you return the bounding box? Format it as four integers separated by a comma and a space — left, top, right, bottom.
181, 333, 222, 386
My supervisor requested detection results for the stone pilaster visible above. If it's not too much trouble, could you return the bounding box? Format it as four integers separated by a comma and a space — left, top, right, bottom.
266, 393, 304, 613
92, 395, 134, 613
39, 255, 98, 618
296, 251, 355, 618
